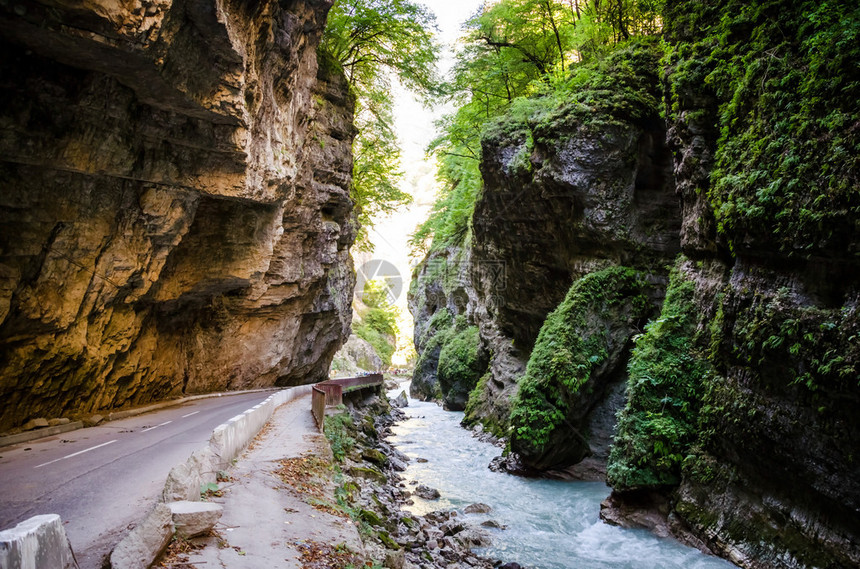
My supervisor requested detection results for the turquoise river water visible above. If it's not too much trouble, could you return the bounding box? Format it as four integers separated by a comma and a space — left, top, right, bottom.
386, 387, 736, 569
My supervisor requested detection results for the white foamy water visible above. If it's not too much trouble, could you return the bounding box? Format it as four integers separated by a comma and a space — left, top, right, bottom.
387, 386, 736, 569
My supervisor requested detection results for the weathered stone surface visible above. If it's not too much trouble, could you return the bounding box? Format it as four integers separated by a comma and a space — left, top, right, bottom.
21, 418, 49, 431
161, 446, 217, 503
110, 503, 173, 569
383, 549, 406, 569
599, 491, 672, 539
167, 501, 223, 539
332, 334, 384, 374
0, 514, 78, 569
453, 527, 491, 549
82, 415, 104, 427
0, 0, 356, 431
391, 391, 408, 409
463, 503, 491, 515
47, 418, 70, 427
415, 485, 441, 500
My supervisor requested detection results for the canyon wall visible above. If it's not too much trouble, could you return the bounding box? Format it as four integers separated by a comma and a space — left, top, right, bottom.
410, 1, 860, 565
411, 40, 682, 461
619, 2, 859, 566
0, 0, 356, 431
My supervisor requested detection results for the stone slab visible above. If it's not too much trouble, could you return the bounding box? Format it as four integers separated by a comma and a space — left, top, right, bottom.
168, 501, 223, 538
109, 504, 173, 569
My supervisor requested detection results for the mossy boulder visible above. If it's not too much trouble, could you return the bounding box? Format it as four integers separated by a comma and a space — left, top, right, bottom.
361, 448, 387, 466
348, 466, 387, 485
509, 267, 656, 471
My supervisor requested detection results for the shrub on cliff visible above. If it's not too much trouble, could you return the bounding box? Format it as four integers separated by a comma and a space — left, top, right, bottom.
509, 267, 654, 470
437, 323, 487, 410
607, 262, 713, 490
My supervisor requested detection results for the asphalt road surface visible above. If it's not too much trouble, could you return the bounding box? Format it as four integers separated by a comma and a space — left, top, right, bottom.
0, 390, 275, 568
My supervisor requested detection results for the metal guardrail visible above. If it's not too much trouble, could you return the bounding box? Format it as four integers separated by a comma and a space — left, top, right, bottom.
312, 373, 384, 429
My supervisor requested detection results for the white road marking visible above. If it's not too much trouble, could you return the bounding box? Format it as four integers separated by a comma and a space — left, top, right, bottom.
141, 421, 172, 433
181, 411, 199, 418
34, 440, 118, 469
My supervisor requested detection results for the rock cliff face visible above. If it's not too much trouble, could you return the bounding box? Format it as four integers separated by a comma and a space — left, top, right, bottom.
411, 41, 681, 451
625, 2, 859, 566
408, 244, 486, 408
0, 0, 356, 431
410, 3, 860, 565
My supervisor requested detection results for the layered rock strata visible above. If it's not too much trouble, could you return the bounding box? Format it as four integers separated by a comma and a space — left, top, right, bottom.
0, 0, 356, 431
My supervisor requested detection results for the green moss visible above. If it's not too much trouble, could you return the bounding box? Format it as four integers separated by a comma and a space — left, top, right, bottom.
665, 0, 860, 256
482, 37, 664, 150
354, 322, 395, 366
464, 372, 491, 423
509, 267, 653, 457
437, 324, 484, 403
414, 309, 487, 406
607, 261, 715, 490
725, 287, 858, 391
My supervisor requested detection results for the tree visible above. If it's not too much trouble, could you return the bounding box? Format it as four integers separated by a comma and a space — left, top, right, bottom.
321, 0, 439, 249
412, 0, 663, 254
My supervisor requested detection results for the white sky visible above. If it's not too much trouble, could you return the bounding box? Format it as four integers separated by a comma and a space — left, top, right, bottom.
364, 0, 484, 362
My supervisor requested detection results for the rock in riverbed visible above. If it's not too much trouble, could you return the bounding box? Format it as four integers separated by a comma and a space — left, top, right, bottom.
415, 485, 441, 500
464, 503, 492, 514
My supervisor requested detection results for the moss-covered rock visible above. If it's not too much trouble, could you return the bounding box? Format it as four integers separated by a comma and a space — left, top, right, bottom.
607, 259, 714, 490
361, 448, 387, 466
348, 465, 387, 485
509, 267, 656, 471
437, 322, 488, 410
664, 0, 860, 259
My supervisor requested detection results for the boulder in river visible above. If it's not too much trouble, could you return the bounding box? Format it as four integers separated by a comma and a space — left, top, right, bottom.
463, 503, 492, 514
415, 485, 441, 500
391, 391, 409, 408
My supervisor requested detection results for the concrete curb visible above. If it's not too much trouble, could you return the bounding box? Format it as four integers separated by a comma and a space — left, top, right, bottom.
0, 514, 79, 569
209, 385, 313, 471
113, 384, 314, 568
0, 387, 281, 449
0, 421, 84, 448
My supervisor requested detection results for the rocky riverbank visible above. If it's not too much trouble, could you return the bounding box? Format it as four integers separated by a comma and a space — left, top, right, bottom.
325, 387, 520, 569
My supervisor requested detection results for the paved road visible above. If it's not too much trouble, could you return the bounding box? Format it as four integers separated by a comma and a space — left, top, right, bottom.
0, 390, 274, 569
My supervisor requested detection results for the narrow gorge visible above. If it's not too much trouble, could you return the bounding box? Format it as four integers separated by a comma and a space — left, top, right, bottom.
1, 1, 858, 569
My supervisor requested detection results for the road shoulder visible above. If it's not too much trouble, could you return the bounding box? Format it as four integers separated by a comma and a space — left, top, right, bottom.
167, 396, 365, 568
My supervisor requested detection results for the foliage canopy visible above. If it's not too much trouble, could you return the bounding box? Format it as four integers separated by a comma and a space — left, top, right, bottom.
322, 0, 440, 249
411, 0, 664, 254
